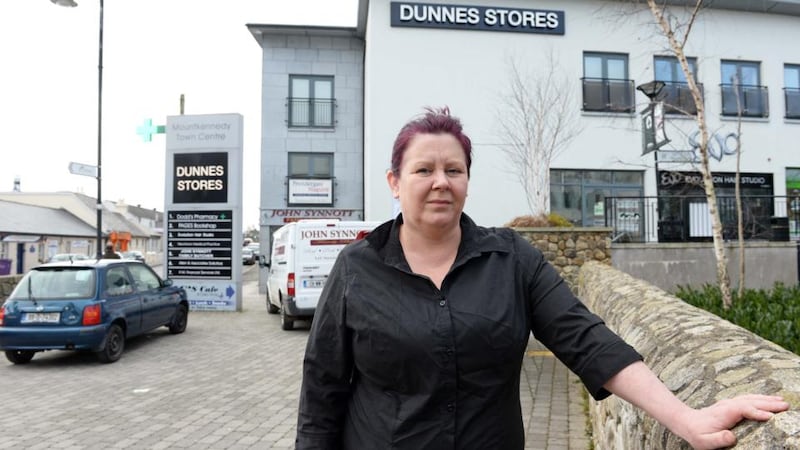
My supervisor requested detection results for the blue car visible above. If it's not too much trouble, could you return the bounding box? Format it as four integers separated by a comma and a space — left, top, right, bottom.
0, 259, 188, 364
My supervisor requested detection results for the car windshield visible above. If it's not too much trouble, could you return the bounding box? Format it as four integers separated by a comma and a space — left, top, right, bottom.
8, 267, 97, 300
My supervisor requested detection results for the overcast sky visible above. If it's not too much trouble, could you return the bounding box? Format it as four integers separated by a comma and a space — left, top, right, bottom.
0, 0, 358, 230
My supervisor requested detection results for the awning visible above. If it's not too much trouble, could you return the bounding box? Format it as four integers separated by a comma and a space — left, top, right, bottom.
2, 235, 41, 242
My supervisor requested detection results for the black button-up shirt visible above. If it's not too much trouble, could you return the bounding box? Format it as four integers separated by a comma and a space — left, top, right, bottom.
296, 214, 642, 449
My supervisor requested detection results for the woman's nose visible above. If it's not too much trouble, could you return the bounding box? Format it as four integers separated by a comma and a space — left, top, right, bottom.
431, 169, 449, 189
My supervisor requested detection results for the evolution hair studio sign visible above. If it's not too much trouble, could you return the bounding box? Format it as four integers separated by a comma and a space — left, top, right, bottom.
390, 1, 565, 35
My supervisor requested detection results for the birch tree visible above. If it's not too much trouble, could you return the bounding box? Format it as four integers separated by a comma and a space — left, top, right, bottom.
643, 0, 733, 307
495, 52, 583, 216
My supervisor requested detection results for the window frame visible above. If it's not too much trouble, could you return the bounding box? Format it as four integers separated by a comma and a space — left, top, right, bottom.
654, 55, 702, 115
287, 75, 335, 128
784, 64, 800, 119
720, 60, 768, 117
581, 52, 634, 113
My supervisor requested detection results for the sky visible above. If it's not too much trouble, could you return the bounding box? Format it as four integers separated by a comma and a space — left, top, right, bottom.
0, 0, 358, 231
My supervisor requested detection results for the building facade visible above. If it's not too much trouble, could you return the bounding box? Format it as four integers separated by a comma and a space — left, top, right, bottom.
246, 25, 366, 251
249, 0, 800, 246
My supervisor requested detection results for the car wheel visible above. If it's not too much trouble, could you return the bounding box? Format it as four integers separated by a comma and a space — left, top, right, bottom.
96, 324, 125, 363
5, 350, 35, 364
168, 304, 189, 334
280, 299, 294, 331
266, 291, 279, 314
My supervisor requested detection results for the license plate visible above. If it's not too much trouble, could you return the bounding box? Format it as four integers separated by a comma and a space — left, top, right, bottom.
303, 279, 325, 289
21, 312, 61, 324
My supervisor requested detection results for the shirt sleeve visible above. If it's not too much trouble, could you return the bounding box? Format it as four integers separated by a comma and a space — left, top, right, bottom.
517, 234, 643, 400
296, 254, 354, 449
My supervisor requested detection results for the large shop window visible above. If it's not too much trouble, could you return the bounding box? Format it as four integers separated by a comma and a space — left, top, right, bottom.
657, 170, 776, 242
288, 75, 335, 128
784, 64, 800, 119
720, 61, 768, 118
550, 169, 644, 229
654, 55, 702, 115
581, 52, 635, 113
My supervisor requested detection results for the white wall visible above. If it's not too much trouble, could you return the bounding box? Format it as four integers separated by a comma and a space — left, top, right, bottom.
363, 0, 800, 226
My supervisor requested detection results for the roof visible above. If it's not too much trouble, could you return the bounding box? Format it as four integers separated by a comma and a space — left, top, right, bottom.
0, 199, 97, 238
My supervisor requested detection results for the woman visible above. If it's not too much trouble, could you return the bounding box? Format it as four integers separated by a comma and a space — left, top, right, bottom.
296, 107, 788, 449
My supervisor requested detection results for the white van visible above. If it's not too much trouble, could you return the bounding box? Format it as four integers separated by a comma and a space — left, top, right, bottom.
263, 219, 382, 330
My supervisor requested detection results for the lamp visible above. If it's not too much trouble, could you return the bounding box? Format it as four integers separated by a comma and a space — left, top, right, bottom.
636, 80, 666, 101
52, 0, 104, 258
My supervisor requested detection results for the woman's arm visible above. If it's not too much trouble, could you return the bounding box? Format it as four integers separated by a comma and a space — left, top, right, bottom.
296, 258, 353, 449
604, 361, 789, 449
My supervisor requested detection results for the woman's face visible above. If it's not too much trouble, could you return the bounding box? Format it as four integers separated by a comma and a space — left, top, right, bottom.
387, 132, 469, 231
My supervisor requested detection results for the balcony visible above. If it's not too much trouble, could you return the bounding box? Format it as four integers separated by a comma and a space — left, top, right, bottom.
581, 77, 635, 113
287, 97, 336, 128
659, 81, 703, 115
604, 195, 798, 243
784, 87, 800, 119
720, 84, 769, 118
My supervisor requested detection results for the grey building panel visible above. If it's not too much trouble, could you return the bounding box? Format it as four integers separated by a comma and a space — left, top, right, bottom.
296, 49, 318, 62
309, 36, 334, 49
0, 200, 96, 237
287, 35, 311, 49
286, 62, 313, 74
311, 62, 337, 74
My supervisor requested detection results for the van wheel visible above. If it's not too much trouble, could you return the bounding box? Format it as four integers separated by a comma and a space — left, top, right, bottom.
266, 291, 279, 314
280, 300, 294, 331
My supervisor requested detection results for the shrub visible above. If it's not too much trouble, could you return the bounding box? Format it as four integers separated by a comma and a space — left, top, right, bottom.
505, 213, 574, 228
675, 283, 800, 356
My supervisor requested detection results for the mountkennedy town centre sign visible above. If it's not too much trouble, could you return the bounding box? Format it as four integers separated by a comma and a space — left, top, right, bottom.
390, 1, 565, 34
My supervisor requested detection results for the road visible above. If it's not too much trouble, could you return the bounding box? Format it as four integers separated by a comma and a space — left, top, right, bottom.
0, 264, 308, 449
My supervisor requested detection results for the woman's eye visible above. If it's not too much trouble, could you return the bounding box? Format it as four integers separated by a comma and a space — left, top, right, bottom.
416, 168, 432, 175
447, 168, 464, 175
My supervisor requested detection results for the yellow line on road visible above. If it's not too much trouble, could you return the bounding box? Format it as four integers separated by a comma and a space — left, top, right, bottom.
527, 350, 554, 357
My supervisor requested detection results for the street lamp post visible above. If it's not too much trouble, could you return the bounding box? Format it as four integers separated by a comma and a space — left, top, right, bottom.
52, 0, 104, 258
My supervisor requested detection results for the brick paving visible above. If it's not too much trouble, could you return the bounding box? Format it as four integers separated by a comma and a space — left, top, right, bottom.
0, 265, 591, 449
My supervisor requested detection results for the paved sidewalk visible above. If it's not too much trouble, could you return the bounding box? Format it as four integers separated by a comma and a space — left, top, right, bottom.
0, 265, 592, 449
521, 339, 591, 450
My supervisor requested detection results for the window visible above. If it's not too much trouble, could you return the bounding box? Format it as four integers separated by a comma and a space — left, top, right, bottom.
550, 169, 643, 229
288, 75, 335, 128
720, 60, 768, 117
784, 64, 800, 119
582, 52, 634, 112
654, 56, 702, 115
288, 153, 333, 178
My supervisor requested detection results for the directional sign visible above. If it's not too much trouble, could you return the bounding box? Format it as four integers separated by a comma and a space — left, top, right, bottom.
641, 102, 670, 155
68, 161, 97, 178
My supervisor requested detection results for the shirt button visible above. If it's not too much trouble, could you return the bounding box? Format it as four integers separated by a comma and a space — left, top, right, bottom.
446, 403, 455, 412
439, 300, 446, 307
446, 347, 454, 356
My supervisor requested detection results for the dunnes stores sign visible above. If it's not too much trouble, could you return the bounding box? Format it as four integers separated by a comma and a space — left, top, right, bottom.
390, 1, 565, 35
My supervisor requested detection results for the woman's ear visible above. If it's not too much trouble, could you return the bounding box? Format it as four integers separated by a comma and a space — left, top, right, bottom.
386, 169, 399, 199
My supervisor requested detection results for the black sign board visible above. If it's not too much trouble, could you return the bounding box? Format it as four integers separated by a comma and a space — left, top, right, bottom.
172, 152, 228, 203
166, 210, 232, 279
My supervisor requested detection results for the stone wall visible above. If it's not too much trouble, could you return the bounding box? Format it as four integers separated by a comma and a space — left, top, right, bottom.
513, 227, 612, 290
578, 261, 800, 449
0, 274, 23, 301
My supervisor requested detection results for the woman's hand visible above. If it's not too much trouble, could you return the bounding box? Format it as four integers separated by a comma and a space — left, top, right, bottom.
680, 394, 789, 449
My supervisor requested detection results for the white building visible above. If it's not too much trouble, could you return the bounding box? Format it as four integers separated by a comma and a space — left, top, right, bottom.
248, 0, 800, 246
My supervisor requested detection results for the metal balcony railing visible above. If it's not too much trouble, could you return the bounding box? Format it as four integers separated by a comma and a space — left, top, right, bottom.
720, 84, 769, 117
287, 97, 336, 128
784, 87, 800, 119
581, 77, 635, 113
658, 80, 704, 115
604, 195, 800, 243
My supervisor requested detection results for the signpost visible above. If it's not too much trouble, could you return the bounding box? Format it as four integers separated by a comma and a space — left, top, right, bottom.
641, 101, 670, 155
68, 161, 97, 178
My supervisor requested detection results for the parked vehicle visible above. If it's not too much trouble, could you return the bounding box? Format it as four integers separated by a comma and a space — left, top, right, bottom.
263, 220, 381, 330
121, 250, 146, 263
48, 253, 90, 263
242, 248, 256, 265
0, 259, 188, 364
